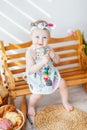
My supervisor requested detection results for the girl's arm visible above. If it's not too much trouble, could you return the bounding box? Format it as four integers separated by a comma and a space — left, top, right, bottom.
26, 48, 49, 74
49, 48, 60, 64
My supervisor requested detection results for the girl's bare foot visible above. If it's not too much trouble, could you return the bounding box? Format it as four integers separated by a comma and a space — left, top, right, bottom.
28, 105, 36, 116
63, 102, 73, 112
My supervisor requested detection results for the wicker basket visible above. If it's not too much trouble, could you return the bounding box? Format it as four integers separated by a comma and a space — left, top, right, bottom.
35, 105, 87, 130
0, 105, 25, 130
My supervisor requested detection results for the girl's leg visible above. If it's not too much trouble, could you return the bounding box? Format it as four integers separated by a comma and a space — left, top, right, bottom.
58, 78, 73, 112
28, 94, 42, 116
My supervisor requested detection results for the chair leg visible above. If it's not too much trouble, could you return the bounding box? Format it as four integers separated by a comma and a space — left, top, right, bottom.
84, 84, 87, 92
20, 96, 27, 130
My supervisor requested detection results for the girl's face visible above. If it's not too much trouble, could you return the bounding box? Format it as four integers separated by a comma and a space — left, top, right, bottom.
31, 28, 50, 49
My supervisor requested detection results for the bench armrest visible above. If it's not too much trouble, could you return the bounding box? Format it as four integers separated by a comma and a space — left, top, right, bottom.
80, 45, 87, 70
1, 60, 16, 98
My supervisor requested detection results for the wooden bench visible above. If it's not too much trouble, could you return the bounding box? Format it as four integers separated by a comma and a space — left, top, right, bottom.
0, 29, 87, 129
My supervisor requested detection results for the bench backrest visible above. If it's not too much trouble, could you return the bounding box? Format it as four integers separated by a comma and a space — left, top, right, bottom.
0, 30, 83, 80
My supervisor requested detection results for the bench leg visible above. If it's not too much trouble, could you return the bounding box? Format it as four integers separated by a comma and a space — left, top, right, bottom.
20, 96, 27, 130
9, 95, 15, 106
84, 84, 87, 92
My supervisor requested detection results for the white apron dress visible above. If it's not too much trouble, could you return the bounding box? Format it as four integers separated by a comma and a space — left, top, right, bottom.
26, 46, 61, 94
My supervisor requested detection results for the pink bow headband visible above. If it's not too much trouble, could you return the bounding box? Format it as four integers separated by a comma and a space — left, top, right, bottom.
31, 22, 55, 32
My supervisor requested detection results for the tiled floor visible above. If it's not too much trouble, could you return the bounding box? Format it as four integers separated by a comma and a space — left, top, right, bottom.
15, 85, 87, 130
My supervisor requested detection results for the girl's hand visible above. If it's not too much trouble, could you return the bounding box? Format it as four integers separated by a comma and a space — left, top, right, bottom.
41, 51, 50, 65
49, 50, 60, 64
49, 50, 55, 59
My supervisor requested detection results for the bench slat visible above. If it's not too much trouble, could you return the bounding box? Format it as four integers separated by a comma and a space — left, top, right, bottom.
55, 59, 79, 66
15, 80, 27, 86
64, 73, 87, 80
59, 52, 78, 58
49, 34, 78, 44
7, 53, 25, 59
59, 66, 81, 73
66, 78, 87, 86
61, 70, 86, 77
15, 85, 28, 90
54, 44, 79, 52
14, 89, 31, 96
5, 42, 32, 50
8, 60, 26, 67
